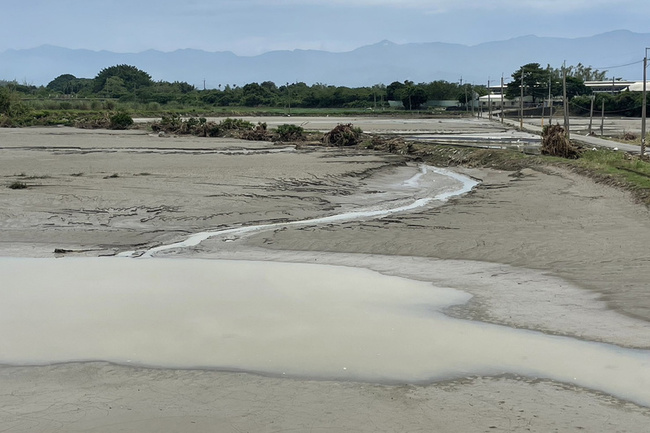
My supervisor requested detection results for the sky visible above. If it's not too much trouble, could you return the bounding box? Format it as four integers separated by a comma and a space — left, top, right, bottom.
2, 0, 649, 55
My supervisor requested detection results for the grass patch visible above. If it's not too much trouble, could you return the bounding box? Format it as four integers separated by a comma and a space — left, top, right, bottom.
570, 149, 650, 193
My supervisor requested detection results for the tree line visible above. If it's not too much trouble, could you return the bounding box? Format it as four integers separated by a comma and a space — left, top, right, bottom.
2, 62, 648, 117
38, 65, 482, 110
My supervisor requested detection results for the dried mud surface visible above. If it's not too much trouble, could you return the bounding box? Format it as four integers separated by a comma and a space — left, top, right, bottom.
1, 122, 649, 432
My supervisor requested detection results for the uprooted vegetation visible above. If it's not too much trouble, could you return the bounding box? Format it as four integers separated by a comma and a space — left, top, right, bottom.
321, 123, 363, 147
365, 136, 415, 155
150, 115, 311, 142
1, 110, 136, 129
541, 124, 580, 159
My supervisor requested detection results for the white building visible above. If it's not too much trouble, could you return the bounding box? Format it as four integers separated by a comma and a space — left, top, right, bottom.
478, 94, 532, 109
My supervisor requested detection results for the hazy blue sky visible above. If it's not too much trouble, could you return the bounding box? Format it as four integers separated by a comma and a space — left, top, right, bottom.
2, 0, 648, 54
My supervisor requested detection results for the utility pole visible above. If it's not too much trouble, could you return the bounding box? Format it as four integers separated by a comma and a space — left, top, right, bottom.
286, 82, 291, 116
600, 100, 605, 137
500, 75, 504, 123
470, 84, 474, 116
373, 85, 377, 110
548, 75, 553, 126
642, 49, 647, 156
588, 94, 595, 135
519, 70, 524, 130
488, 78, 492, 120
465, 86, 469, 113
461, 77, 468, 112
563, 61, 570, 139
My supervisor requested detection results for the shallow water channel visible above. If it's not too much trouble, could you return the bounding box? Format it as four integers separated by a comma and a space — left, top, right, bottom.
1, 165, 648, 407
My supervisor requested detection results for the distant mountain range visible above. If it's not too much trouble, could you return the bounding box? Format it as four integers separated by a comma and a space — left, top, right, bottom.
1, 30, 649, 88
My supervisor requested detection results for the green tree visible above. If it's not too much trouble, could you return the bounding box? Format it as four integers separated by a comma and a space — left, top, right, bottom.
47, 74, 78, 94
398, 81, 428, 110
386, 81, 405, 100
93, 64, 153, 94
456, 84, 488, 107
564, 76, 591, 99
549, 63, 608, 82
506, 63, 551, 103
102, 76, 129, 98
424, 80, 459, 100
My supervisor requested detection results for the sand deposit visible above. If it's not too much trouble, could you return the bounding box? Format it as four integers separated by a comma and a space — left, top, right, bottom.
1, 120, 649, 432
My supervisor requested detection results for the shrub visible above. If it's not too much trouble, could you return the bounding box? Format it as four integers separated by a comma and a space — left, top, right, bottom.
219, 117, 254, 130
275, 124, 304, 141
109, 112, 134, 129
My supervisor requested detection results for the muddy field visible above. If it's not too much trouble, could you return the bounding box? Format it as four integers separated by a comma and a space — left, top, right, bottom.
1, 119, 649, 432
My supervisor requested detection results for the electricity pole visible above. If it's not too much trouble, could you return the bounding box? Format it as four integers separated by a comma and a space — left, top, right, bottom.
286, 82, 291, 116
519, 70, 524, 129
588, 94, 595, 135
470, 84, 474, 116
600, 100, 605, 137
500, 75, 504, 124
488, 78, 492, 120
548, 75, 553, 126
642, 49, 647, 156
461, 76, 468, 113
563, 61, 570, 139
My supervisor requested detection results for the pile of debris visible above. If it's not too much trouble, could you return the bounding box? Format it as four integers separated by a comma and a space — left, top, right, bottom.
322, 123, 362, 147
541, 124, 580, 159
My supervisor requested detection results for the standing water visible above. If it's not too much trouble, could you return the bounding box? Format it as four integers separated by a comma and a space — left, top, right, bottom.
1, 164, 648, 407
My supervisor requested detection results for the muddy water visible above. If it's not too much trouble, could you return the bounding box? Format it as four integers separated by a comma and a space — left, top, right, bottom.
1, 257, 649, 407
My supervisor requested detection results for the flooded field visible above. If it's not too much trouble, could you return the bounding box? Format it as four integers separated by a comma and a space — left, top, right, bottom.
1, 122, 649, 432
2, 257, 649, 407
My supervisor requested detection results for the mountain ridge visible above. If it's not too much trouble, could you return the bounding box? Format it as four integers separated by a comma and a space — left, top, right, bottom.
2, 31, 649, 88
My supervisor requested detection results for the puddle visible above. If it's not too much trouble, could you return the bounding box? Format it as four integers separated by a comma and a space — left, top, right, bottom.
1, 257, 648, 407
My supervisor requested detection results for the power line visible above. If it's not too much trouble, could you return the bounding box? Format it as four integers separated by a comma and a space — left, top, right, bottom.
593, 59, 644, 70
569, 99, 644, 114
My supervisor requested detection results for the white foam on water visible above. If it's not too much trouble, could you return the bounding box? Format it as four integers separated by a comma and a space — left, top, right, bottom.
1, 257, 648, 407
119, 165, 478, 258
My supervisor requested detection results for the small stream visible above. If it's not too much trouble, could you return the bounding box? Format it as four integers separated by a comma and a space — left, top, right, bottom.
119, 165, 477, 258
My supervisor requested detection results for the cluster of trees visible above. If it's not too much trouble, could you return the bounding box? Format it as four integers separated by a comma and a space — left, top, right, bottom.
45, 65, 197, 104
6, 64, 482, 110
571, 92, 648, 117
2, 62, 648, 117
505, 63, 596, 102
